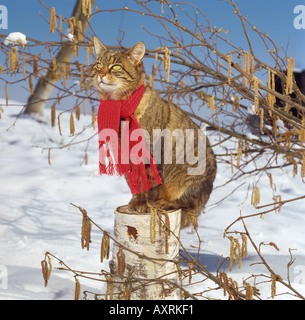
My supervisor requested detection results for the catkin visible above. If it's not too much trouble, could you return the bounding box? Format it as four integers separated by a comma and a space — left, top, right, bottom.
70, 112, 75, 136
91, 106, 96, 130
234, 238, 242, 269
29, 75, 33, 94
286, 57, 295, 95
33, 55, 38, 79
100, 232, 110, 263
228, 236, 235, 272
51, 105, 56, 127
227, 55, 232, 85
241, 234, 248, 258
150, 206, 157, 244
267, 70, 276, 115
5, 85, 8, 106
77, 20, 83, 42
302, 152, 305, 178
105, 276, 113, 300
74, 277, 81, 300
57, 114, 62, 136
50, 7, 57, 33
251, 186, 260, 208
236, 139, 243, 168
117, 248, 125, 276
230, 151, 234, 174
81, 209, 91, 251
163, 211, 170, 254
41, 256, 52, 287
253, 76, 260, 114
23, 54, 27, 79
41, 260, 49, 287
271, 274, 277, 299
259, 107, 264, 134
163, 47, 171, 82
209, 95, 215, 113
11, 47, 19, 72
75, 105, 80, 120
245, 283, 254, 300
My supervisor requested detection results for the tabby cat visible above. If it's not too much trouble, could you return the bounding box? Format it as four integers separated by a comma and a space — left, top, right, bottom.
91, 37, 217, 228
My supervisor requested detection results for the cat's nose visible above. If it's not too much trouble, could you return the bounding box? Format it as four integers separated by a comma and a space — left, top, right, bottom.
99, 72, 106, 78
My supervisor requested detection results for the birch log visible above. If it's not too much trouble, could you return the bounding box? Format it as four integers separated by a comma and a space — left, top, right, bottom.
24, 0, 95, 115
109, 205, 181, 300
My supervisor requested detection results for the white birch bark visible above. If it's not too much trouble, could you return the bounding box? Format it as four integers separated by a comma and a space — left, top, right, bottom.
109, 205, 181, 300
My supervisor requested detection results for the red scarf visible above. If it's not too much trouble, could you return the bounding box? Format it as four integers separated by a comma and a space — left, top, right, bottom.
97, 84, 162, 194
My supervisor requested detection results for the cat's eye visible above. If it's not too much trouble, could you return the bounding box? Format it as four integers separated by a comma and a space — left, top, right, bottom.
96, 63, 103, 70
111, 65, 122, 71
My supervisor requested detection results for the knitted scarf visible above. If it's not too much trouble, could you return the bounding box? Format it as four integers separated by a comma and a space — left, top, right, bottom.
97, 84, 162, 194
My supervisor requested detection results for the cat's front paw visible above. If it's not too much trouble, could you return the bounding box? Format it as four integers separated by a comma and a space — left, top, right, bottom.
128, 196, 150, 213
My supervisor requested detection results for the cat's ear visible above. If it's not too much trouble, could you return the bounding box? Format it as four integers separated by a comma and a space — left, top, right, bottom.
93, 36, 107, 56
127, 42, 145, 65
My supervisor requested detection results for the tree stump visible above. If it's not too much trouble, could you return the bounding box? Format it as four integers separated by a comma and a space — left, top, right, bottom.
109, 205, 181, 300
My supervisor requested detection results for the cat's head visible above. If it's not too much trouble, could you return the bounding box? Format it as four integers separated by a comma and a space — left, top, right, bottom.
91, 37, 146, 100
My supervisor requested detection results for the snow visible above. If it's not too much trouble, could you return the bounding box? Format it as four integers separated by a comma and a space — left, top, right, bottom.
0, 100, 305, 300
4, 32, 28, 46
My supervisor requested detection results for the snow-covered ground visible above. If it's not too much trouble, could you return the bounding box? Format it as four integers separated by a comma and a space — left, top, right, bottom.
0, 100, 305, 300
